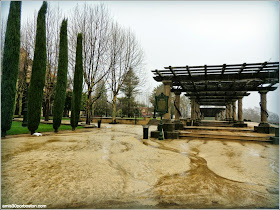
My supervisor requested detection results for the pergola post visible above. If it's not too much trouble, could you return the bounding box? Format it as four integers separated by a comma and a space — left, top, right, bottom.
229, 103, 233, 121
194, 100, 197, 120
237, 97, 243, 122
221, 110, 225, 120
174, 92, 181, 121
232, 100, 237, 122
162, 80, 172, 120
225, 104, 229, 120
191, 98, 195, 120
215, 113, 218, 121
233, 96, 247, 127
254, 90, 274, 133
173, 91, 184, 130
196, 101, 200, 121
259, 90, 268, 125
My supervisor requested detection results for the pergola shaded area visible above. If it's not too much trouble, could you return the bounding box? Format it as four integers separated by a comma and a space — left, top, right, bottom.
152, 61, 279, 134
200, 107, 225, 119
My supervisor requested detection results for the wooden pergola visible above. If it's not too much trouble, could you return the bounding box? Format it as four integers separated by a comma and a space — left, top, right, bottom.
152, 61, 279, 130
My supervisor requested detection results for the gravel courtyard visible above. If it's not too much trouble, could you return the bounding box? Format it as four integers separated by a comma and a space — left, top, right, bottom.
1, 124, 279, 209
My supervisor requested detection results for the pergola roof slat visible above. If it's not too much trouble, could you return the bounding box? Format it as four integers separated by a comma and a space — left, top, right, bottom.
153, 61, 279, 106
163, 61, 279, 69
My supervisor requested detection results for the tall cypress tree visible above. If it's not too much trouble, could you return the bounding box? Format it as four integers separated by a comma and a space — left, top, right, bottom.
27, 2, 47, 134
71, 33, 83, 130
53, 19, 68, 132
1, 1, 22, 137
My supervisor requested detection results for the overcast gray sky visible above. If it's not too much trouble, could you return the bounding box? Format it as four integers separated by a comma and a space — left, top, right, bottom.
1, 0, 279, 114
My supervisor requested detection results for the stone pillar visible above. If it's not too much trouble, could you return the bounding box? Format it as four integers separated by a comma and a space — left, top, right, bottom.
194, 100, 197, 120
229, 103, 233, 121
196, 101, 200, 120
221, 110, 225, 120
259, 90, 268, 124
225, 104, 229, 120
254, 90, 274, 133
237, 97, 243, 122
174, 92, 181, 121
215, 113, 218, 121
232, 100, 237, 121
162, 80, 172, 120
233, 97, 247, 127
191, 98, 195, 120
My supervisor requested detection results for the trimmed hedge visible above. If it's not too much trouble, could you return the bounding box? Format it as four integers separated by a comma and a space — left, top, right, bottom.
53, 19, 68, 132
27, 2, 47, 134
1, 1, 22, 137
71, 33, 83, 130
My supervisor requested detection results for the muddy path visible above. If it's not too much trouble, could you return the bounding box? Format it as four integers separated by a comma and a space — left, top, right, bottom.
138, 139, 278, 209
1, 125, 278, 209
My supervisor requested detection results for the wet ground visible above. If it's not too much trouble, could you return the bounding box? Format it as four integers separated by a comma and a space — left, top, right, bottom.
1, 124, 279, 209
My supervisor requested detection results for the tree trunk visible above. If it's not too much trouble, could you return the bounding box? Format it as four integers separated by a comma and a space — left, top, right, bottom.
18, 92, 23, 118
86, 91, 92, 125
112, 94, 117, 123
63, 108, 68, 117
92, 102, 95, 117
44, 97, 50, 121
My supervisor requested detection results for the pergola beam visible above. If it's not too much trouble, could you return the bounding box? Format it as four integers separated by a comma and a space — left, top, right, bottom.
162, 62, 278, 69
184, 92, 250, 97
172, 86, 277, 92
153, 72, 279, 83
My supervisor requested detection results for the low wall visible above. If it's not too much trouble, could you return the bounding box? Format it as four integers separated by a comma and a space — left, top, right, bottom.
80, 117, 151, 125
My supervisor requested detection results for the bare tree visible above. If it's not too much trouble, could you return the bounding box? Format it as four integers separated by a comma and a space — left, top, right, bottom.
16, 49, 32, 117
180, 96, 191, 118
21, 11, 37, 60
43, 3, 63, 121
14, 12, 37, 118
69, 3, 111, 124
108, 23, 144, 123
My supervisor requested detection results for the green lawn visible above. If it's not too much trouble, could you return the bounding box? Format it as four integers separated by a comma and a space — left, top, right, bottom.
40, 116, 70, 121
6, 121, 82, 136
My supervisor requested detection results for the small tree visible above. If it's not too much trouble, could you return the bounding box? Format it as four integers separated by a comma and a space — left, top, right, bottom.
53, 19, 68, 132
27, 1, 47, 134
120, 67, 140, 117
71, 33, 83, 130
1, 1, 22, 137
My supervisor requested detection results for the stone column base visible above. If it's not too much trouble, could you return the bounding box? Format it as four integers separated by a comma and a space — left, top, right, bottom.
254, 123, 275, 134
162, 123, 175, 132
151, 123, 180, 139
164, 131, 180, 139
233, 122, 248, 127
173, 121, 184, 130
270, 136, 279, 145
150, 130, 180, 139
151, 131, 160, 138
